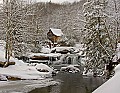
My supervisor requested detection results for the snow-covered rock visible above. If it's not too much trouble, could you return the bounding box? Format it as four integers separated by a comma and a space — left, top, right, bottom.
0, 75, 8, 81
35, 63, 54, 72
35, 63, 56, 76
82, 69, 94, 76
60, 65, 80, 73
41, 47, 51, 54
28, 53, 61, 58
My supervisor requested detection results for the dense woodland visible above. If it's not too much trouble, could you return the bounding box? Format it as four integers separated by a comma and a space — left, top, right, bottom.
0, 0, 86, 42
0, 0, 86, 56
0, 0, 119, 70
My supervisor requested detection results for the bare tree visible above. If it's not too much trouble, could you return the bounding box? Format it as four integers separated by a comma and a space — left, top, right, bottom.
3, 0, 28, 65
3, 0, 14, 67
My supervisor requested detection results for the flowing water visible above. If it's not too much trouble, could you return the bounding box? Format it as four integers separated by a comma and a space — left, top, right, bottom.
29, 72, 105, 93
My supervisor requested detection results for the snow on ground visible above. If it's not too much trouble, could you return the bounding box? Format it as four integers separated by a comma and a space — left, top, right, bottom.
0, 40, 54, 80
0, 40, 59, 92
0, 57, 53, 80
92, 64, 120, 93
0, 63, 52, 80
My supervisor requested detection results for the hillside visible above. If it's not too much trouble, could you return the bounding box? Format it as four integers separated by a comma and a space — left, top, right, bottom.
0, 0, 86, 43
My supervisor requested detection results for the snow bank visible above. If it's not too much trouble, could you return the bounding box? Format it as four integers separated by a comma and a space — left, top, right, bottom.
35, 63, 54, 72
0, 41, 58, 93
0, 62, 52, 80
0, 57, 53, 80
92, 64, 120, 93
0, 41, 53, 80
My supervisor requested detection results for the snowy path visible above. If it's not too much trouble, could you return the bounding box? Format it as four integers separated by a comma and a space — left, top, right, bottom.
0, 79, 58, 93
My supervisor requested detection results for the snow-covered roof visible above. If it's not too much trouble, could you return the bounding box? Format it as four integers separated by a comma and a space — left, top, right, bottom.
50, 28, 63, 36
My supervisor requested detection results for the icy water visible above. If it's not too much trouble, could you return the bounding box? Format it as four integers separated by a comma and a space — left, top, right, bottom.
29, 72, 105, 93
0, 79, 57, 93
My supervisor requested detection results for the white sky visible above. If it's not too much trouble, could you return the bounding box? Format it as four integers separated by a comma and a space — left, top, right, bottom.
36, 0, 81, 3
0, 0, 2, 4
0, 0, 81, 4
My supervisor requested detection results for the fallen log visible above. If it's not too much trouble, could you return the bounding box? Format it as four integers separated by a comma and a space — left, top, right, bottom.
0, 62, 15, 67
6, 76, 21, 80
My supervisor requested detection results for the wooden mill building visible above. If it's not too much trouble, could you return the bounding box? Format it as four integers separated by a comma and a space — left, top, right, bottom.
47, 28, 63, 47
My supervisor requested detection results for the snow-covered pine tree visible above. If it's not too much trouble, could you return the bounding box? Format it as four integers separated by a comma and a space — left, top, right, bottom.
107, 0, 120, 48
83, 0, 115, 71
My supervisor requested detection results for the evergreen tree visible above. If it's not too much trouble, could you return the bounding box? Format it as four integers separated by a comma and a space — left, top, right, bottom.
83, 0, 115, 71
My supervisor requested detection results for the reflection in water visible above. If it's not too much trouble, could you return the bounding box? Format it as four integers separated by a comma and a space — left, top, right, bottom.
50, 85, 61, 93
29, 72, 105, 93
